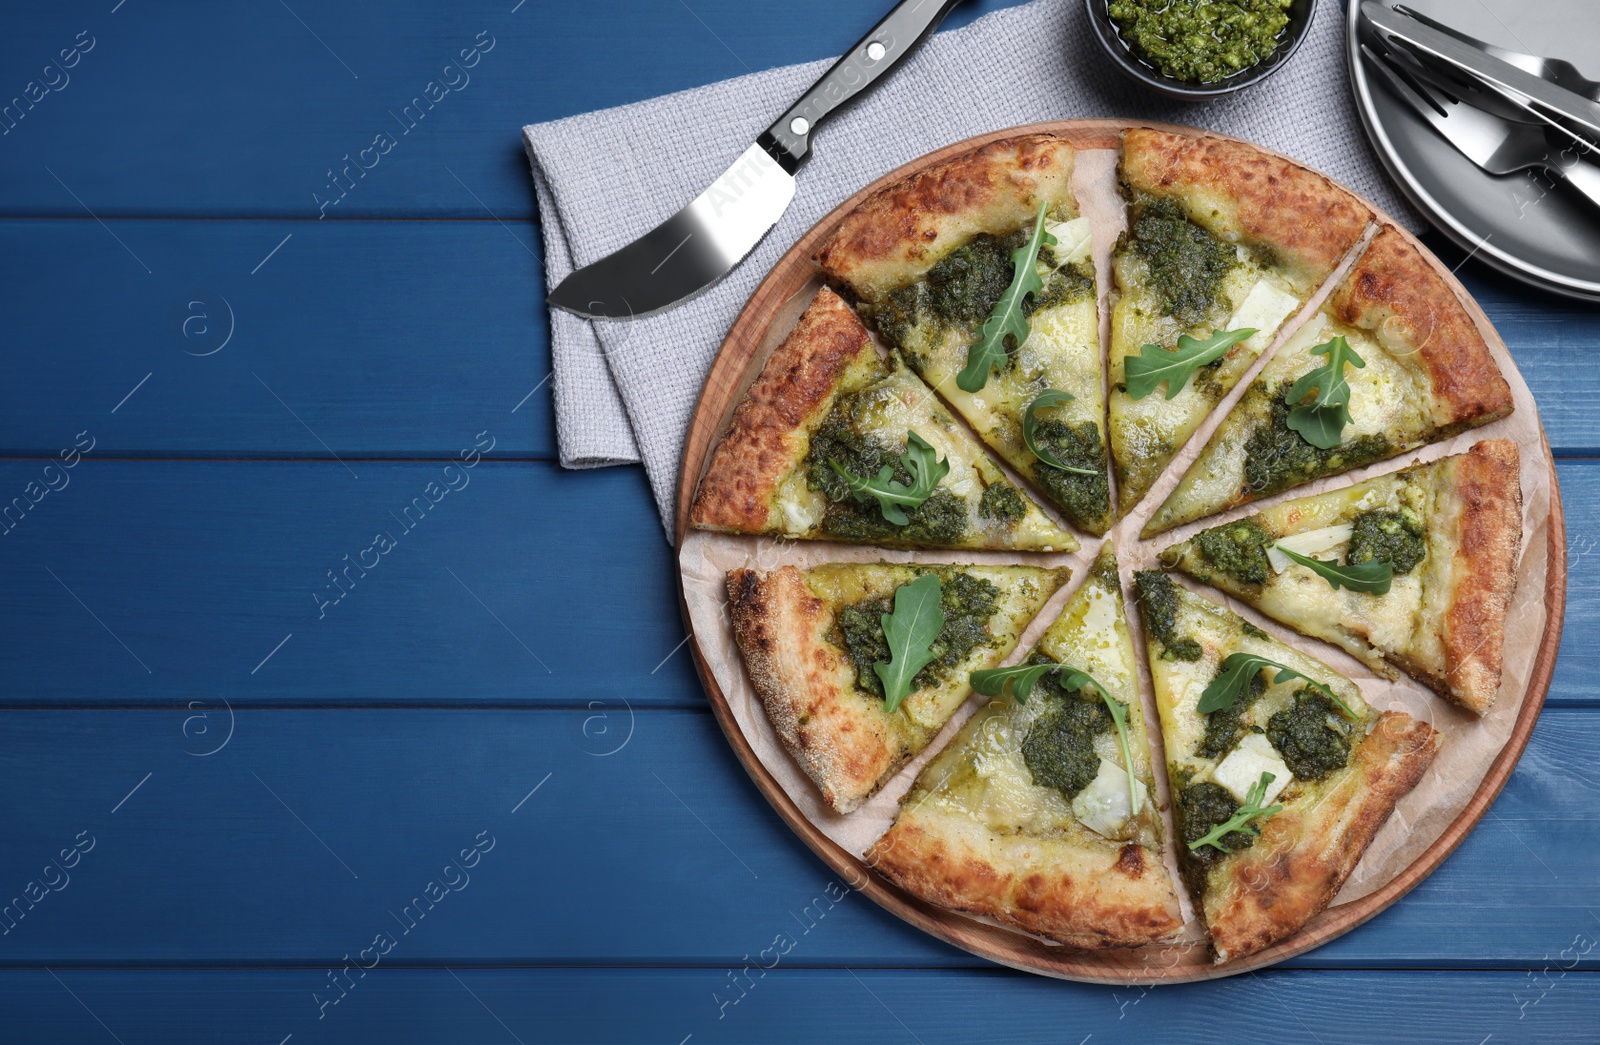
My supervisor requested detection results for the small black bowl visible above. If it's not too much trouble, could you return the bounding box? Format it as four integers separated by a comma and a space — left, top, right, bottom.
1086, 0, 1320, 100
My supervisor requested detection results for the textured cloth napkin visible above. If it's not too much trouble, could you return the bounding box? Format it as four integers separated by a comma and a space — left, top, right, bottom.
524, 0, 1416, 539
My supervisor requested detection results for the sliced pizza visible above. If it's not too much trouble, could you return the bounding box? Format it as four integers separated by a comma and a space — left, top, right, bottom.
1133, 570, 1439, 963
1107, 129, 1373, 514
866, 544, 1183, 948
815, 134, 1113, 535
1144, 226, 1515, 536
728, 561, 1068, 814
690, 287, 1077, 552
1158, 440, 1522, 714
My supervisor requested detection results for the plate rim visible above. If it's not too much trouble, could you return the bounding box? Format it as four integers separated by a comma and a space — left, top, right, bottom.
672, 118, 1568, 984
1346, 0, 1600, 302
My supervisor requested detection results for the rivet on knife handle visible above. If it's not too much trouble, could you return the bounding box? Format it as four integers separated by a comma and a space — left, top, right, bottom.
758, 0, 968, 173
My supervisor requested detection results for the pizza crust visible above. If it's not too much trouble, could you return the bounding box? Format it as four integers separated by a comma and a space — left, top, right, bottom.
867, 799, 1183, 949
689, 287, 881, 534
1204, 711, 1440, 964
815, 134, 1077, 303
727, 565, 906, 814
1328, 226, 1515, 430
1121, 128, 1373, 291
1418, 439, 1523, 713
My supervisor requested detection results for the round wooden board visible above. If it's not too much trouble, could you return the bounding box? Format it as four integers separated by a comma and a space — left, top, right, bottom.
672, 120, 1567, 984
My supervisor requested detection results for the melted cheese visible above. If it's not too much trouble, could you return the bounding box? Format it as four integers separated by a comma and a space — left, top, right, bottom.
1045, 217, 1093, 266
1212, 734, 1292, 805
1267, 523, 1354, 573
1072, 759, 1149, 840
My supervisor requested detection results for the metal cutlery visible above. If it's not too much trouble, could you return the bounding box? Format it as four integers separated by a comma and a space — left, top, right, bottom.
1391, 4, 1600, 103
547, 0, 966, 321
1361, 42, 1600, 212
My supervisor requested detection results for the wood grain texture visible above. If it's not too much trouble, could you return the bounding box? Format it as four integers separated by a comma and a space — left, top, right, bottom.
6, 968, 1600, 1043
673, 121, 1567, 983
0, 707, 1593, 968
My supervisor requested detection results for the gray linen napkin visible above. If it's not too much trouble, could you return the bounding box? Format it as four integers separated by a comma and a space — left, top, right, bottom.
524, 0, 1417, 539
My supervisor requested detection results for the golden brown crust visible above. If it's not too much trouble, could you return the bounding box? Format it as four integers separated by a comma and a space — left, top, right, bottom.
689, 288, 878, 534
815, 135, 1077, 303
1204, 711, 1440, 963
1121, 128, 1372, 289
1329, 226, 1515, 430
1439, 439, 1523, 713
867, 802, 1183, 949
726, 566, 904, 814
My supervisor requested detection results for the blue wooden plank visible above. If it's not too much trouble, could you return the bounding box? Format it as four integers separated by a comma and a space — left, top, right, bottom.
0, 0, 1029, 219
0, 460, 701, 706
0, 706, 1591, 968
0, 456, 1588, 708
2, 967, 1597, 1044
0, 219, 556, 460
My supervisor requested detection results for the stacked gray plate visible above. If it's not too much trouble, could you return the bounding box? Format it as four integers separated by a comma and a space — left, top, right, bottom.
1348, 0, 1600, 301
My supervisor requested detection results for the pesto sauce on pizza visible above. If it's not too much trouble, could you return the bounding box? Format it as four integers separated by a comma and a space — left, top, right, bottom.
1243, 382, 1392, 496
835, 571, 999, 701
804, 409, 970, 545
1191, 517, 1275, 586
1266, 689, 1351, 780
1125, 194, 1240, 327
1135, 571, 1203, 661
1347, 507, 1426, 574
1023, 418, 1111, 527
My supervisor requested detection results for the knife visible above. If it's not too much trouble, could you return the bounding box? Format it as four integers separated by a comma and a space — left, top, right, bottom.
1360, 3, 1600, 144
548, 0, 967, 320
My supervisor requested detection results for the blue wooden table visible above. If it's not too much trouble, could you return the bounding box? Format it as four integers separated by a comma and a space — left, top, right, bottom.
2, 2, 1596, 1041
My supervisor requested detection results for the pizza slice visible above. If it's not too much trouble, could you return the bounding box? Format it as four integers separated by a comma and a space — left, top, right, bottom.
815, 134, 1113, 535
866, 544, 1183, 948
1133, 570, 1439, 963
1158, 440, 1522, 714
728, 561, 1069, 814
690, 287, 1077, 552
1107, 129, 1373, 514
1144, 226, 1515, 536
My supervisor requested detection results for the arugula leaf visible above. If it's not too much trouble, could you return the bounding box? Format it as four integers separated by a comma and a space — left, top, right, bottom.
1285, 335, 1365, 450
1187, 771, 1284, 854
1197, 652, 1360, 720
970, 661, 1140, 816
874, 574, 945, 714
1124, 328, 1257, 401
1274, 544, 1393, 595
827, 431, 949, 525
956, 201, 1055, 393
1021, 390, 1098, 475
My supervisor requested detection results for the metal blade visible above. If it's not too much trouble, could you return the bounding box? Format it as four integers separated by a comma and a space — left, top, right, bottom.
546, 143, 796, 320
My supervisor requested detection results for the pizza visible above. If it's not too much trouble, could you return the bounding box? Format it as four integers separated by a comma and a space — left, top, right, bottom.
1107, 130, 1374, 515
690, 287, 1077, 551
1144, 226, 1515, 536
1158, 440, 1522, 714
816, 135, 1113, 535
727, 561, 1068, 813
1133, 570, 1439, 963
867, 544, 1183, 948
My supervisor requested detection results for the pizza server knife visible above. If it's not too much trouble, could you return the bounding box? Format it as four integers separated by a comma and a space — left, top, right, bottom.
547, 0, 967, 320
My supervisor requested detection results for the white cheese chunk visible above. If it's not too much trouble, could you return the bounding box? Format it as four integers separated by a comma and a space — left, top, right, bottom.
1267, 523, 1355, 574
1212, 733, 1292, 806
1226, 279, 1301, 348
1044, 217, 1093, 266
1071, 759, 1149, 840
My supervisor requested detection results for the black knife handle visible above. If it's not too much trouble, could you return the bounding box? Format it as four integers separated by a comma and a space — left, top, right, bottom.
757, 0, 967, 174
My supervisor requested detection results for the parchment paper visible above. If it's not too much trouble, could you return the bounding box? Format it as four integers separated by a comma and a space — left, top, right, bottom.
678, 148, 1554, 953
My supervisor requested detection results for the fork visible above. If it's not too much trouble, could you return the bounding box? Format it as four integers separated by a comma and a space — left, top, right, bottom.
1362, 42, 1600, 213
1391, 4, 1600, 102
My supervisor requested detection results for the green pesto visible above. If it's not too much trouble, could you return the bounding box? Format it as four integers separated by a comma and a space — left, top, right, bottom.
1192, 517, 1275, 586
835, 571, 1000, 701
804, 409, 969, 545
1177, 782, 1254, 894
1243, 382, 1392, 497
978, 483, 1027, 525
1027, 419, 1112, 532
870, 229, 1092, 351
1266, 688, 1351, 781
1021, 677, 1116, 799
1163, 638, 1203, 661
1196, 671, 1267, 760
1347, 507, 1427, 575
1108, 0, 1291, 84
1241, 621, 1270, 640
1126, 195, 1239, 327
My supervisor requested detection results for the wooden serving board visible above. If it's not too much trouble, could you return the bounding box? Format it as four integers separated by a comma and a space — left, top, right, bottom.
671, 120, 1567, 984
